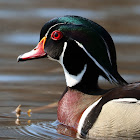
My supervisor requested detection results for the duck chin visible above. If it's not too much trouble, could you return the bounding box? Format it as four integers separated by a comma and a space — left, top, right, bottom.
63, 64, 87, 87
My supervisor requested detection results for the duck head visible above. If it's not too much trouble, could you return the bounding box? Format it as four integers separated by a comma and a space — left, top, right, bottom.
18, 15, 127, 91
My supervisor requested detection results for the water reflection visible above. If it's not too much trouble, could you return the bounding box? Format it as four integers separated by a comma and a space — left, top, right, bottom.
0, 121, 72, 139
0, 74, 139, 83
2, 33, 140, 45
112, 34, 140, 44
0, 74, 64, 83
1, 6, 140, 19
0, 8, 106, 19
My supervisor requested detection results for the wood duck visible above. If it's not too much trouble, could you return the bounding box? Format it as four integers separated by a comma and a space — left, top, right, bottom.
17, 15, 140, 139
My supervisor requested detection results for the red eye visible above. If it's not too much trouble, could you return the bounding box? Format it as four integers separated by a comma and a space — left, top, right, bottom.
51, 30, 63, 40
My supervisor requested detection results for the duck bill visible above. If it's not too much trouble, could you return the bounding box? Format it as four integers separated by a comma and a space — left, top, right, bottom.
17, 37, 47, 62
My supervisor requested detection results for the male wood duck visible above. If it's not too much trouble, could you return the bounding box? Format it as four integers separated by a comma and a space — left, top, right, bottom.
17, 15, 140, 139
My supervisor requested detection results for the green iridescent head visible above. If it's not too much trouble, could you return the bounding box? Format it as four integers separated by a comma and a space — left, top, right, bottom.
18, 15, 127, 86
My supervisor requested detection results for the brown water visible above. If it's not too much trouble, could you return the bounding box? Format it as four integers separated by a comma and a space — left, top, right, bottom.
0, 0, 140, 139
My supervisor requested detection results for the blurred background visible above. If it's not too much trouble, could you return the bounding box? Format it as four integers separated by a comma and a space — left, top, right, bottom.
0, 0, 140, 139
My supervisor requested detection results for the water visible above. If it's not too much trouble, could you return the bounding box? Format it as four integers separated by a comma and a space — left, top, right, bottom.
0, 74, 64, 83
0, 8, 106, 20
0, 0, 140, 139
2, 33, 140, 45
0, 121, 72, 139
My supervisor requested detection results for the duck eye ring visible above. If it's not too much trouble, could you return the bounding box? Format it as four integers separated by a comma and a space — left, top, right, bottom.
51, 30, 63, 40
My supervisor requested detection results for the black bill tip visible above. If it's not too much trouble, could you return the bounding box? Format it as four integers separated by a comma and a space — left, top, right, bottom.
17, 55, 24, 62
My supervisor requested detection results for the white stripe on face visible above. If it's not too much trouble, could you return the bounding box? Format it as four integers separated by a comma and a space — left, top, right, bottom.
74, 40, 118, 84
45, 23, 66, 38
58, 42, 87, 87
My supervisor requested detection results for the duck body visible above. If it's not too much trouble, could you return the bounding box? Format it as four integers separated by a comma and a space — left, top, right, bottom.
57, 83, 140, 138
88, 82, 140, 139
17, 15, 140, 139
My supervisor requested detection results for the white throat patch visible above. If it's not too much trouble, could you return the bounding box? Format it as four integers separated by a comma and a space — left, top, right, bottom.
64, 64, 87, 87
58, 42, 87, 87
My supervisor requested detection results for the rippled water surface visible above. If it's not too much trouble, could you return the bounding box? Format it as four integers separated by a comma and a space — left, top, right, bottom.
0, 0, 140, 139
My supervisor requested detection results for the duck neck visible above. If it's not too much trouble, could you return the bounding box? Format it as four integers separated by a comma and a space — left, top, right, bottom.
64, 61, 101, 95
70, 65, 100, 94
58, 61, 105, 130
60, 40, 102, 95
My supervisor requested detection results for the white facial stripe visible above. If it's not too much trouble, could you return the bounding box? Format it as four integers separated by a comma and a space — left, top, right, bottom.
58, 42, 87, 87
45, 23, 66, 38
74, 40, 118, 84
77, 97, 102, 136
